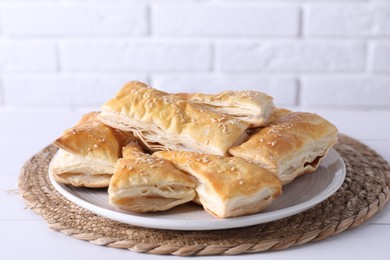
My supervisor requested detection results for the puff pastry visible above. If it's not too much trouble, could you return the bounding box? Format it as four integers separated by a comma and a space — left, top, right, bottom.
98, 81, 250, 155
267, 108, 292, 124
229, 112, 338, 185
154, 151, 282, 218
51, 112, 137, 188
175, 90, 274, 128
108, 144, 196, 212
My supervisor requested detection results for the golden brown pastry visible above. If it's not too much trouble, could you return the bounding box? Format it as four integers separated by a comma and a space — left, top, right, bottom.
154, 151, 282, 218
108, 144, 196, 212
229, 112, 338, 185
267, 108, 292, 124
51, 112, 138, 188
175, 90, 274, 128
98, 81, 250, 155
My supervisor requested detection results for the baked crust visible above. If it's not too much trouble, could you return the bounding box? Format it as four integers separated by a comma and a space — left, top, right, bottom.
229, 112, 338, 185
51, 112, 138, 188
154, 150, 282, 218
98, 81, 250, 156
50, 148, 114, 188
267, 108, 292, 124
108, 144, 196, 212
175, 90, 275, 128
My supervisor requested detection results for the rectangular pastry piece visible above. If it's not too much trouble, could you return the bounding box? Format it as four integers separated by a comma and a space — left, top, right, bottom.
51, 112, 137, 188
108, 145, 196, 212
98, 81, 250, 156
175, 90, 275, 128
154, 151, 282, 218
229, 112, 338, 185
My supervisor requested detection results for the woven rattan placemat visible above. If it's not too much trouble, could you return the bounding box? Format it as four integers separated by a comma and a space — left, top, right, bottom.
18, 134, 390, 256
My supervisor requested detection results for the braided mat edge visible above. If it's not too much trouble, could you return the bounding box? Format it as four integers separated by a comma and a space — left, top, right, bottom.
18, 134, 390, 256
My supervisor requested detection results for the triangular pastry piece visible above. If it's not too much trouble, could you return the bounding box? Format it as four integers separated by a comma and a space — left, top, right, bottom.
175, 90, 275, 128
98, 81, 250, 156
154, 151, 282, 218
108, 145, 196, 212
51, 112, 137, 188
229, 112, 338, 185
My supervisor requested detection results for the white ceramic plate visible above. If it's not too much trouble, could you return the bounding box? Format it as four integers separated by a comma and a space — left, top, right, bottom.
49, 149, 346, 231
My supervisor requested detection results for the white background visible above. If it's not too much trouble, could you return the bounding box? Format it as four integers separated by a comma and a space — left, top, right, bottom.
0, 0, 389, 110
1, 1, 390, 259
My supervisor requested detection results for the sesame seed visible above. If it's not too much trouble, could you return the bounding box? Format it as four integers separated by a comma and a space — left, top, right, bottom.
93, 144, 98, 148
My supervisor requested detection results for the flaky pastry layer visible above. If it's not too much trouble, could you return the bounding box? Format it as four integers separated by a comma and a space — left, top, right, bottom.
154, 151, 282, 218
229, 112, 338, 185
50, 148, 115, 188
108, 144, 196, 212
175, 90, 275, 127
98, 81, 249, 156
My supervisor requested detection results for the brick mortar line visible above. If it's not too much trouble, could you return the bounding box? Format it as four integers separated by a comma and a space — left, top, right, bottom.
1, 72, 389, 77
2, 35, 390, 41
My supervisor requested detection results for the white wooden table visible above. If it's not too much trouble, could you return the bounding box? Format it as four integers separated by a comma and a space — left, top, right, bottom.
1, 108, 390, 260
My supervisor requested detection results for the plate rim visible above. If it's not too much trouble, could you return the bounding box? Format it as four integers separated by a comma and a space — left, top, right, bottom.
48, 149, 346, 231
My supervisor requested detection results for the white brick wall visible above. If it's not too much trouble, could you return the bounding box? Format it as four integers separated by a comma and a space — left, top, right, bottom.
0, 42, 57, 71
152, 4, 299, 36
2, 74, 148, 106
217, 41, 366, 72
2, 3, 148, 36
61, 40, 212, 71
0, 0, 389, 111
371, 42, 390, 72
301, 76, 390, 107
305, 5, 390, 36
